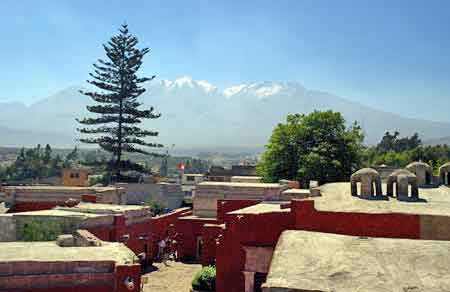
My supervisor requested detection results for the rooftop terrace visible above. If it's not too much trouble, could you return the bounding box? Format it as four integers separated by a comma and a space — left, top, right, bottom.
197, 181, 281, 188
228, 202, 290, 215
0, 241, 136, 264
313, 182, 450, 216
57, 202, 150, 214
264, 230, 450, 292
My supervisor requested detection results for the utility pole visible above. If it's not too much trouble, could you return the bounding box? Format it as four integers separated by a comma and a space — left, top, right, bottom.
160, 144, 175, 177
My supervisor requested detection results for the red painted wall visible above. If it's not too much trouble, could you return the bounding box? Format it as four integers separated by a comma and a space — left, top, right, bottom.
7, 202, 58, 213
88, 215, 152, 263
292, 200, 421, 239
5, 286, 113, 292
176, 216, 219, 260
215, 199, 422, 292
201, 224, 224, 266
216, 210, 294, 292
115, 264, 141, 292
1, 264, 141, 292
216, 199, 261, 223
150, 208, 192, 258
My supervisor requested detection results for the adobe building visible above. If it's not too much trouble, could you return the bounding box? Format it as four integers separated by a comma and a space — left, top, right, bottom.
181, 173, 205, 198
262, 230, 450, 292
0, 229, 141, 292
150, 180, 315, 263
120, 181, 184, 209
3, 185, 126, 212
207, 181, 450, 292
0, 201, 154, 265
206, 165, 257, 182
193, 181, 287, 218
61, 166, 90, 187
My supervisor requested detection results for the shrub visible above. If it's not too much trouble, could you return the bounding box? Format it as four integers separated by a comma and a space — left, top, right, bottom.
22, 220, 62, 241
145, 199, 166, 216
192, 266, 216, 291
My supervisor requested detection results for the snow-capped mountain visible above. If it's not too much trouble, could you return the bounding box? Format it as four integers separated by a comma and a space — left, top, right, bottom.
1, 76, 449, 150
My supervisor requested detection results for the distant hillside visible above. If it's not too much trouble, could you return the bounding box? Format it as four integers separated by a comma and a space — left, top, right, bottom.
1, 77, 450, 149
424, 136, 450, 146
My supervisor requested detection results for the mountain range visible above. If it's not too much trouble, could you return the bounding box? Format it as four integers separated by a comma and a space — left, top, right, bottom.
1, 76, 449, 153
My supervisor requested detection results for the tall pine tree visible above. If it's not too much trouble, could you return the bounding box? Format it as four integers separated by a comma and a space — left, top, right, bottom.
77, 24, 162, 181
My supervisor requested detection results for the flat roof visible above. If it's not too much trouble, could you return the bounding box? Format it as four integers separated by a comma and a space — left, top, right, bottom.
10, 209, 105, 218
57, 202, 150, 214
3, 186, 119, 192
264, 230, 450, 292
282, 188, 310, 194
197, 181, 281, 188
312, 182, 450, 216
228, 202, 289, 215
0, 241, 136, 264
178, 215, 219, 222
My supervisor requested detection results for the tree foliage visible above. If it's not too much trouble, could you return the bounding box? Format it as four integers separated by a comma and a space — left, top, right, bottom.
376, 131, 421, 153
0, 145, 78, 181
77, 24, 162, 181
257, 110, 364, 185
363, 134, 450, 172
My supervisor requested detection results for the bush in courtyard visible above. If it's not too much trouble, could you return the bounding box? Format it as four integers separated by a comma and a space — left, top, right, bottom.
192, 265, 216, 291
145, 199, 167, 216
22, 220, 62, 241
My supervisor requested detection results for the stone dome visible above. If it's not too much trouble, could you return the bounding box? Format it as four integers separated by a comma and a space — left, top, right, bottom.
389, 169, 416, 179
351, 168, 380, 179
406, 161, 431, 169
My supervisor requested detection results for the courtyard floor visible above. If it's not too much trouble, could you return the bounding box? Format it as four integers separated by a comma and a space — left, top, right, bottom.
142, 261, 202, 292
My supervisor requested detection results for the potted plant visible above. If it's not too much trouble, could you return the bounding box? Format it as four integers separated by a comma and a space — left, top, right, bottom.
191, 266, 216, 292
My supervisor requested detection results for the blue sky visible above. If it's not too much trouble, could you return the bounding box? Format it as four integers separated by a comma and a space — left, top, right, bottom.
1, 0, 450, 122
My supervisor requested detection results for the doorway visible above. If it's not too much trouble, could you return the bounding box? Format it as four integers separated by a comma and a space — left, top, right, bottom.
253, 272, 267, 292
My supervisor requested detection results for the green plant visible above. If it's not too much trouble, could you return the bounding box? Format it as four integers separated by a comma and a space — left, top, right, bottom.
192, 266, 216, 291
22, 220, 62, 241
145, 199, 166, 216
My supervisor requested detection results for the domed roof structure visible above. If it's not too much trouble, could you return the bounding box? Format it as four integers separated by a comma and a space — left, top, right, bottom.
389, 169, 416, 179
440, 162, 450, 169
406, 161, 432, 169
351, 168, 380, 179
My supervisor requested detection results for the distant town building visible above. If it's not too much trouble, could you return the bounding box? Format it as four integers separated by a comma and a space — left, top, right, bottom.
206, 165, 257, 182
61, 166, 90, 187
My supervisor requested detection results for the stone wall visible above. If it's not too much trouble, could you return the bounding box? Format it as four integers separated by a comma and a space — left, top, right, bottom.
193, 182, 285, 217
119, 182, 184, 210
0, 215, 16, 241
4, 186, 125, 211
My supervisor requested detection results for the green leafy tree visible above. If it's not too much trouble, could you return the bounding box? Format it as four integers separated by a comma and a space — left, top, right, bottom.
376, 131, 421, 153
63, 147, 79, 168
77, 24, 163, 181
257, 110, 364, 185
43, 144, 52, 165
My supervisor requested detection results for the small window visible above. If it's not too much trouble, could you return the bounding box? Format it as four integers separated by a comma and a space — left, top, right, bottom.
187, 176, 195, 182
75, 173, 80, 178
70, 173, 75, 178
